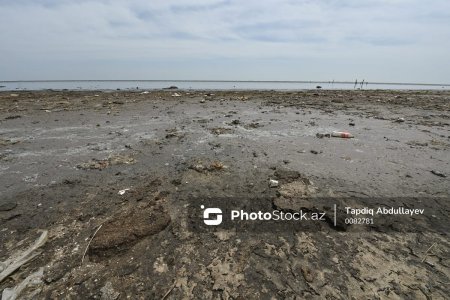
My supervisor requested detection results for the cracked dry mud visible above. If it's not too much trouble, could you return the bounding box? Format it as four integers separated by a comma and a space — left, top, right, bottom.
0, 90, 449, 299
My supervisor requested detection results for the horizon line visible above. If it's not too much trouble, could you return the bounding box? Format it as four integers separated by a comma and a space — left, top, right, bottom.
1, 79, 450, 87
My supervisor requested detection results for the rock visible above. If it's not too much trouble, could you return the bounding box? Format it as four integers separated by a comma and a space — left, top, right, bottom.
300, 266, 315, 283
190, 161, 225, 172
191, 164, 206, 172
118, 188, 130, 195
100, 282, 120, 300
163, 86, 178, 90
209, 161, 225, 170
0, 138, 20, 146
210, 127, 233, 135
431, 170, 446, 178
5, 115, 21, 120
316, 133, 331, 138
0, 201, 17, 211
269, 179, 279, 188
44, 262, 71, 283
89, 203, 170, 257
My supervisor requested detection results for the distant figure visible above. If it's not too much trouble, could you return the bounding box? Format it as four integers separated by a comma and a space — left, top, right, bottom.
360, 79, 365, 89
354, 79, 358, 89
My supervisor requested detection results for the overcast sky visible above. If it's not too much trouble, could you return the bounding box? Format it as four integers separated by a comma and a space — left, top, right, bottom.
1, 0, 449, 82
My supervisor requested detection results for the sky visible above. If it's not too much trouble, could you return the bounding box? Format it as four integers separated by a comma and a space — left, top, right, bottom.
0, 0, 449, 83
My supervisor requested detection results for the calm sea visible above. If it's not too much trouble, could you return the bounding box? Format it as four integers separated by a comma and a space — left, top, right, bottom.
0, 80, 449, 91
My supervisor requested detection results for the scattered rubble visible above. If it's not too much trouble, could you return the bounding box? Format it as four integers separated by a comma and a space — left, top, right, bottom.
77, 154, 136, 170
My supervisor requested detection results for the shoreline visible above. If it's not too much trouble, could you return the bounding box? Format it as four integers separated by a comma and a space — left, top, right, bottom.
1, 90, 449, 298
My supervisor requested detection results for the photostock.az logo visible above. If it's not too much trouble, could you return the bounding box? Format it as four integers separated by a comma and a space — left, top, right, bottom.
201, 205, 222, 225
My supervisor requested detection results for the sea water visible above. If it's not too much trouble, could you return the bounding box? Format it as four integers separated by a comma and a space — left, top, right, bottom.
0, 80, 449, 91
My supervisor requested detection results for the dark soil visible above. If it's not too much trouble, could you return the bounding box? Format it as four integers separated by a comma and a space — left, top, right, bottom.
0, 90, 449, 299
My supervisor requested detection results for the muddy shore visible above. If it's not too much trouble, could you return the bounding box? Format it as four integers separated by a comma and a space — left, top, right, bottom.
1, 90, 449, 299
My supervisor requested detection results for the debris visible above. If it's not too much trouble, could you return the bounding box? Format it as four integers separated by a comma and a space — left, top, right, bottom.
1, 267, 44, 300
210, 161, 225, 170
189, 161, 226, 172
210, 127, 233, 135
9, 94, 19, 97
140, 91, 149, 94
269, 179, 279, 188
394, 117, 405, 123
316, 131, 354, 138
77, 154, 136, 170
172, 93, 181, 97
407, 141, 428, 147
5, 115, 21, 120
430, 170, 446, 178
231, 119, 240, 125
81, 224, 103, 265
118, 188, 130, 195
301, 266, 315, 283
274, 170, 302, 183
89, 204, 170, 257
0, 230, 48, 283
316, 133, 331, 138
244, 122, 262, 129
310, 150, 321, 154
165, 128, 184, 139
421, 242, 437, 262
161, 282, 176, 300
100, 281, 120, 300
200, 99, 205, 103
316, 86, 322, 89
163, 86, 178, 90
0, 138, 20, 146
349, 122, 355, 126
331, 131, 354, 138
191, 164, 205, 172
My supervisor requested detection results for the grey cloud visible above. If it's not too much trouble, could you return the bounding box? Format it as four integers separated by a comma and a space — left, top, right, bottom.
0, 0, 449, 82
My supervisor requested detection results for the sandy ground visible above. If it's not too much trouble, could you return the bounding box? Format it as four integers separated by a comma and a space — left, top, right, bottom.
0, 90, 449, 299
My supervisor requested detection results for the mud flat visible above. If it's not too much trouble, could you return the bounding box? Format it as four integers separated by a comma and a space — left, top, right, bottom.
0, 90, 449, 299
